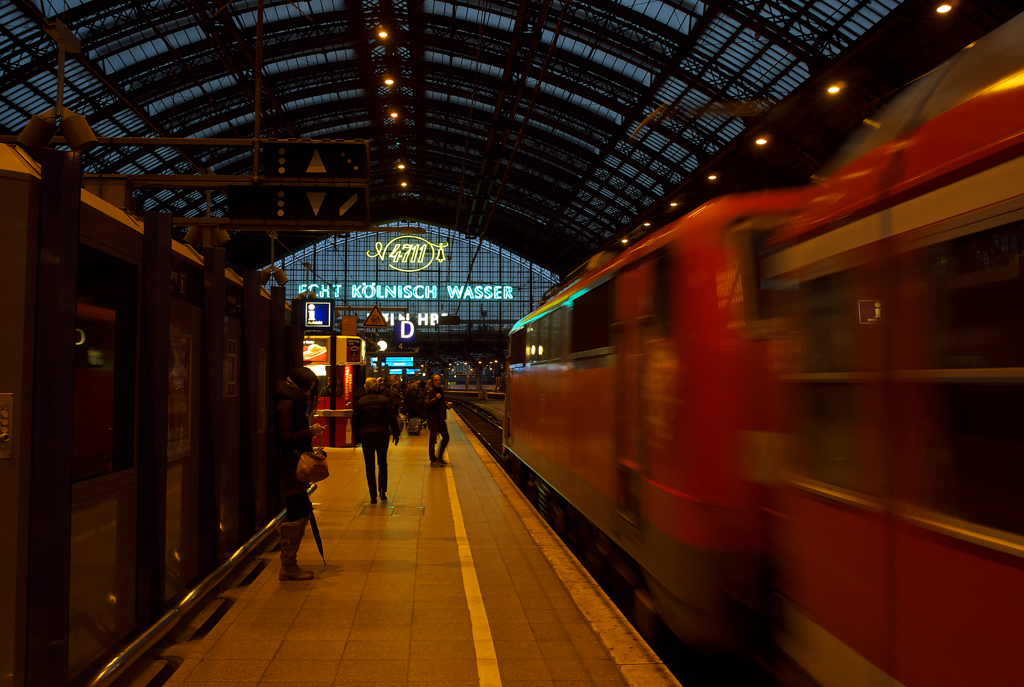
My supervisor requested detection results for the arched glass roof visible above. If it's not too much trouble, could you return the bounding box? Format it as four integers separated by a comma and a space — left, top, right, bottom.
0, 0, 905, 274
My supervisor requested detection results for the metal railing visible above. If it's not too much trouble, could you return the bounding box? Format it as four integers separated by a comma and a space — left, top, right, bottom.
87, 484, 317, 687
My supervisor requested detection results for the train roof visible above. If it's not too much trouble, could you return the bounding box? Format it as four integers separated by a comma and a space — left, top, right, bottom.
771, 10, 1024, 248
821, 10, 1024, 178
512, 188, 809, 333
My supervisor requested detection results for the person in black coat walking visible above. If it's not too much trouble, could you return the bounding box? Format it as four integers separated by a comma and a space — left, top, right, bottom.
353, 377, 401, 503
274, 367, 325, 581
404, 381, 424, 420
423, 374, 450, 466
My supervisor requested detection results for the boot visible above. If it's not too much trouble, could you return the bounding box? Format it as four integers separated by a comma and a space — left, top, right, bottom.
278, 517, 314, 581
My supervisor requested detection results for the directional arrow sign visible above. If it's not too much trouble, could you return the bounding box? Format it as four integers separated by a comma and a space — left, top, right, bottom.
307, 191, 327, 216
228, 186, 369, 224
338, 193, 358, 218
306, 149, 327, 174
264, 141, 369, 181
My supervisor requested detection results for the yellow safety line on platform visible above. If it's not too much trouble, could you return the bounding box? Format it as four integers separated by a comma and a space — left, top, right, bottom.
444, 450, 502, 687
450, 414, 681, 687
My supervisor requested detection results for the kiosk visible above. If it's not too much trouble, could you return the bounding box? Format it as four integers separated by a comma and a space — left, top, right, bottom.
321, 335, 365, 448
298, 300, 365, 448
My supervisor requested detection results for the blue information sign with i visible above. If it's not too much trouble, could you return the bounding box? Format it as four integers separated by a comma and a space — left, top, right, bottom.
303, 300, 334, 330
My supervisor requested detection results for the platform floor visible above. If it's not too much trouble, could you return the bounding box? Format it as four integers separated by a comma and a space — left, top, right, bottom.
164, 414, 676, 687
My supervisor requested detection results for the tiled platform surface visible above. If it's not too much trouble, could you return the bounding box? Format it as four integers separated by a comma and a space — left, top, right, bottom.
164, 414, 678, 687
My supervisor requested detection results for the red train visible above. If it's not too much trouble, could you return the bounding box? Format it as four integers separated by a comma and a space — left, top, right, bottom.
504, 12, 1024, 687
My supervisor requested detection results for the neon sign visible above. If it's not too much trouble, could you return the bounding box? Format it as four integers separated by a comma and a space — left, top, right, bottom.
367, 236, 449, 272
445, 284, 513, 300
297, 282, 515, 301
350, 284, 439, 300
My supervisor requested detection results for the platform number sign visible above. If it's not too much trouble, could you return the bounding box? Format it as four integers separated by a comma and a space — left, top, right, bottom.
303, 300, 333, 330
395, 319, 417, 344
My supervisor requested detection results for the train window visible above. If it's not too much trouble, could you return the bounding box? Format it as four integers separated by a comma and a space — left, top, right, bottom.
538, 316, 551, 362
801, 271, 858, 373
927, 384, 1024, 536
570, 280, 613, 353
732, 222, 799, 338
526, 322, 539, 364
652, 251, 673, 340
72, 244, 139, 482
509, 328, 526, 366
911, 218, 1024, 368
792, 266, 886, 495
544, 307, 566, 361
899, 218, 1024, 536
798, 384, 870, 494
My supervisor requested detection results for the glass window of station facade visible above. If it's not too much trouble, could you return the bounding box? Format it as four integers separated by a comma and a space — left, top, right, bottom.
266, 221, 559, 340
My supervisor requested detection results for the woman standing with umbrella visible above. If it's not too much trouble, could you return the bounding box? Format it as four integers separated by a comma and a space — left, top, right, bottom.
274, 367, 324, 581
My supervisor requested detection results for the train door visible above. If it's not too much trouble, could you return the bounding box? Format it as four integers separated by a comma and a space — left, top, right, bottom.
606, 256, 663, 532
504, 329, 527, 451
166, 253, 203, 600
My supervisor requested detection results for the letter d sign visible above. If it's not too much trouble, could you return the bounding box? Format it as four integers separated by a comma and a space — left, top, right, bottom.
396, 319, 417, 343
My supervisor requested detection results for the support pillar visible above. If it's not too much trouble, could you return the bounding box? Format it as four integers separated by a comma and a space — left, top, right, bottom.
25, 148, 81, 686
136, 211, 172, 625
238, 270, 262, 537
198, 247, 225, 572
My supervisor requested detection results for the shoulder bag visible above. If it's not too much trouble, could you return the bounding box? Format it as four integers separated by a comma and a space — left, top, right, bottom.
296, 429, 330, 483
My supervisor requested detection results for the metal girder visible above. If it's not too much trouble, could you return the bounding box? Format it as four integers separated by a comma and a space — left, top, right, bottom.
458, 0, 554, 233
7, 0, 206, 172
183, 0, 295, 137
700, 0, 823, 65
0, 0, 934, 278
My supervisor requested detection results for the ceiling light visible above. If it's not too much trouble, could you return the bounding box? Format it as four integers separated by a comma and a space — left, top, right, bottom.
397, 163, 405, 169
755, 137, 768, 145
378, 28, 388, 37
384, 77, 395, 85
936, 4, 951, 12
621, 239, 628, 244
827, 85, 841, 94
643, 222, 651, 226
707, 174, 717, 180
400, 182, 407, 187
389, 111, 399, 118
669, 202, 678, 207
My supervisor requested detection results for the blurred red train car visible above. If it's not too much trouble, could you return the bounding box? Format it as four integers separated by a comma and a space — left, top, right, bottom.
504, 12, 1024, 687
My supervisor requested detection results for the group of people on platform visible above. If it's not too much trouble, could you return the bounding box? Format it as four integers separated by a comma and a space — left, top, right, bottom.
271, 369, 452, 580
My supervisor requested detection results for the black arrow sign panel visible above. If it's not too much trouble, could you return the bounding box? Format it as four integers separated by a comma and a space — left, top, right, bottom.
263, 142, 369, 181
228, 186, 369, 223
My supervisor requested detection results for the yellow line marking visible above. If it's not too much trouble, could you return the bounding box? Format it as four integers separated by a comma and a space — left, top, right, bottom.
443, 446, 502, 687
450, 413, 681, 687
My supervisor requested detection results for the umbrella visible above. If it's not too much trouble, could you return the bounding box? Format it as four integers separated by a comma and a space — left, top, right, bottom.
308, 510, 326, 566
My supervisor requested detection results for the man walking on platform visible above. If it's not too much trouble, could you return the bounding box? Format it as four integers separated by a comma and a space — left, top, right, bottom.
423, 374, 450, 466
